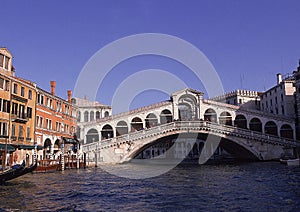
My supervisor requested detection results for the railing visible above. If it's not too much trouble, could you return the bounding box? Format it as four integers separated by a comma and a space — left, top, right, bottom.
83, 121, 300, 152
203, 99, 294, 123
82, 101, 172, 126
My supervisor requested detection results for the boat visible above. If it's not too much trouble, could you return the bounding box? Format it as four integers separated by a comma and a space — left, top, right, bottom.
286, 158, 300, 166
34, 159, 60, 173
0, 161, 37, 184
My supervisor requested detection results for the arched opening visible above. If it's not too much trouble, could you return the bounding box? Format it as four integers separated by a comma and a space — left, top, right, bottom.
44, 138, 52, 159
101, 124, 114, 139
219, 111, 232, 126
76, 126, 81, 139
145, 113, 158, 128
90, 111, 94, 121
96, 111, 101, 120
249, 118, 262, 132
86, 128, 99, 143
131, 117, 143, 132
77, 111, 81, 122
264, 121, 278, 136
204, 108, 217, 123
234, 114, 247, 129
53, 139, 61, 156
280, 124, 293, 139
178, 104, 192, 121
160, 109, 172, 124
84, 111, 89, 122
116, 121, 128, 136
104, 111, 109, 117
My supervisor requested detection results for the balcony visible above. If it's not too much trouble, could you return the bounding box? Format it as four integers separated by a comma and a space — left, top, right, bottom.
12, 114, 29, 123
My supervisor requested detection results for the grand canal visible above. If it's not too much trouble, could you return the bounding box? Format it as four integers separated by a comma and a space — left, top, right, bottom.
0, 162, 299, 211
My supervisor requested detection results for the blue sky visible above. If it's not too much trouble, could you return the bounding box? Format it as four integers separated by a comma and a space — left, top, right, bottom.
1, 1, 300, 111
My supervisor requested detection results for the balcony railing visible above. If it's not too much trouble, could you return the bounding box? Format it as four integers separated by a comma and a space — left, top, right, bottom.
12, 114, 29, 123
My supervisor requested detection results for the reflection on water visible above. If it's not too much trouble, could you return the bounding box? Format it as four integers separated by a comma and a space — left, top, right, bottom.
0, 162, 300, 211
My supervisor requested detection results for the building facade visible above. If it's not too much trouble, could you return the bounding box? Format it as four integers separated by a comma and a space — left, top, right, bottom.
210, 90, 261, 110
73, 97, 111, 143
35, 81, 78, 160
0, 47, 37, 167
260, 73, 295, 118
292, 61, 300, 139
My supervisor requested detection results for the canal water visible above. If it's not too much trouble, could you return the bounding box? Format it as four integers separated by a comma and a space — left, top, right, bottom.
0, 161, 299, 211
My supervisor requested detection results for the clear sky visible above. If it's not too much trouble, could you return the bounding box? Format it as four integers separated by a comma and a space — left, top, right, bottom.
1, 0, 300, 112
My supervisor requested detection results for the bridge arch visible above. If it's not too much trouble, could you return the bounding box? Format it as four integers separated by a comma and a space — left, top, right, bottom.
86, 128, 99, 143
249, 117, 262, 132
204, 108, 217, 123
131, 117, 143, 132
264, 121, 278, 136
145, 113, 158, 128
219, 111, 232, 126
101, 124, 114, 139
234, 114, 247, 129
116, 121, 128, 136
280, 124, 293, 139
160, 109, 172, 124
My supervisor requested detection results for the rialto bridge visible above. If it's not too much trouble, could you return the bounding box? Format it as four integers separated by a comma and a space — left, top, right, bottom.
80, 88, 299, 164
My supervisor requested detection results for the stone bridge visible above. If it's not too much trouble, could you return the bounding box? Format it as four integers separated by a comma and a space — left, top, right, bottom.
80, 88, 299, 164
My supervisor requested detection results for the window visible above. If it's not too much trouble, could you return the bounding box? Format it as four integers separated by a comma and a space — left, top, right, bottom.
0, 78, 4, 89
84, 111, 89, 122
11, 124, 16, 137
4, 56, 9, 69
0, 122, 8, 136
27, 107, 32, 118
13, 83, 18, 94
40, 117, 44, 128
5, 80, 9, 91
3, 100, 10, 113
0, 98, 2, 111
26, 127, 30, 139
19, 104, 25, 118
28, 90, 32, 100
19, 125, 23, 139
77, 111, 81, 122
96, 111, 100, 120
0, 54, 4, 67
21, 87, 25, 97
90, 111, 94, 121
12, 102, 18, 115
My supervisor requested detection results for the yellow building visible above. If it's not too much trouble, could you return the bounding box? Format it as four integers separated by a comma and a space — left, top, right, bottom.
0, 48, 37, 167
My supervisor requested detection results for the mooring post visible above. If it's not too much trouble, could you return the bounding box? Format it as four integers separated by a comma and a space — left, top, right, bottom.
61, 141, 65, 171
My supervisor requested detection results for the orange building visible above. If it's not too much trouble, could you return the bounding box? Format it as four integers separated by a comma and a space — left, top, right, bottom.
0, 48, 37, 167
35, 81, 78, 160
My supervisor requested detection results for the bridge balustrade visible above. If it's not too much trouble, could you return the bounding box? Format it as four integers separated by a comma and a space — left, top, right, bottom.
83, 121, 300, 154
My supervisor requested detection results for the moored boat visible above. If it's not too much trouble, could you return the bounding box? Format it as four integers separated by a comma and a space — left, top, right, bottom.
34, 159, 60, 173
286, 158, 300, 166
0, 161, 37, 184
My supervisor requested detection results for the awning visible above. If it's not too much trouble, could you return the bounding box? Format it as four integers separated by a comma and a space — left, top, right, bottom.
0, 143, 16, 153
62, 137, 79, 144
12, 144, 44, 150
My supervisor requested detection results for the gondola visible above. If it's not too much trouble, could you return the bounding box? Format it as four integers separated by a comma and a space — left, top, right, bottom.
0, 161, 37, 184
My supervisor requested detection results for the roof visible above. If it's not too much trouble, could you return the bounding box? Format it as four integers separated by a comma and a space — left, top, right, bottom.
73, 97, 111, 108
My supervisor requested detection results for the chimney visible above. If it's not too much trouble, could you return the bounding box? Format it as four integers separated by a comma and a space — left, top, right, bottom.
67, 90, 72, 103
50, 81, 56, 95
277, 73, 282, 85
